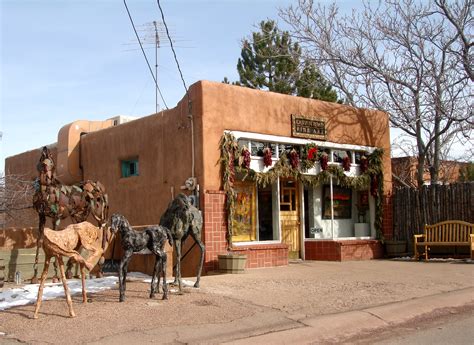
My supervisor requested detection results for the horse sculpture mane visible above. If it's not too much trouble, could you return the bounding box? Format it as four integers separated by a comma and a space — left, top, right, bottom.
32, 146, 109, 281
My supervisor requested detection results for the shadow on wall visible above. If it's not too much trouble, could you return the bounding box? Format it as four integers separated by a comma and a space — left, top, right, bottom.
324, 105, 388, 148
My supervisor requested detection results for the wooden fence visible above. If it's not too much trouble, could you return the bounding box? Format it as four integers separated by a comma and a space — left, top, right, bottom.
392, 182, 474, 243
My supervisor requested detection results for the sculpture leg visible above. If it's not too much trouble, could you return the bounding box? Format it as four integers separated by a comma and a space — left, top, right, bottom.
65, 258, 75, 279
80, 264, 87, 303
32, 215, 46, 284
57, 257, 75, 317
52, 258, 60, 283
191, 234, 205, 288
51, 220, 60, 283
82, 243, 103, 273
33, 256, 51, 319
96, 222, 107, 278
175, 240, 182, 294
119, 252, 132, 302
161, 253, 168, 300
150, 255, 159, 299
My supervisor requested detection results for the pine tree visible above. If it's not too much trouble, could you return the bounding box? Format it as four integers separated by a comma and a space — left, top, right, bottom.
225, 20, 339, 103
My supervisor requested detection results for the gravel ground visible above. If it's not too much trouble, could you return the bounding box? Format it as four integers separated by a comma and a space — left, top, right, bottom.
1, 260, 473, 344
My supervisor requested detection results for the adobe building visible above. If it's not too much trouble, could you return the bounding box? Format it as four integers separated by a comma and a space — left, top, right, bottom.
4, 81, 393, 276
391, 156, 470, 188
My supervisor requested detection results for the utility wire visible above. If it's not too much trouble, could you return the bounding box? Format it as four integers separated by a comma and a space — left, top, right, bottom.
156, 0, 195, 180
156, 0, 189, 100
123, 0, 168, 110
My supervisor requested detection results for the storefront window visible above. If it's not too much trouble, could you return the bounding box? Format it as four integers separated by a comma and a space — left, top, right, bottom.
257, 184, 274, 240
232, 180, 279, 243
322, 185, 352, 219
231, 182, 256, 242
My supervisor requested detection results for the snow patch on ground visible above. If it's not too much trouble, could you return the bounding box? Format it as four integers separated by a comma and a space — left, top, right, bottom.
0, 272, 197, 311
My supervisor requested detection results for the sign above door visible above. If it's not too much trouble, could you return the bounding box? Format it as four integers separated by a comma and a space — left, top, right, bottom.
291, 114, 326, 140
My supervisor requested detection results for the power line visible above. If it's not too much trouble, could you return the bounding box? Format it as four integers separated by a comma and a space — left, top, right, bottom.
156, 0, 195, 180
123, 0, 168, 110
156, 0, 189, 99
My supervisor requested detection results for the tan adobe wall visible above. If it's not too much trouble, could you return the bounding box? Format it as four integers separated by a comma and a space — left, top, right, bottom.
79, 89, 203, 276
57, 119, 115, 185
197, 80, 392, 193
79, 85, 203, 226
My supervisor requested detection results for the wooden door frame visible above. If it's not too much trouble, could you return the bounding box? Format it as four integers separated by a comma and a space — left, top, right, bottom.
279, 178, 301, 259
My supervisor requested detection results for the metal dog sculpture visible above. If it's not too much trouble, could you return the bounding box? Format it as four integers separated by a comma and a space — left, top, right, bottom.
32, 146, 109, 282
33, 222, 112, 319
160, 193, 205, 293
110, 214, 173, 302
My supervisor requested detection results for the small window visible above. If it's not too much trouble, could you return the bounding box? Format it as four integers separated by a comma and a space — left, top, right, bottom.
121, 158, 139, 178
250, 141, 265, 157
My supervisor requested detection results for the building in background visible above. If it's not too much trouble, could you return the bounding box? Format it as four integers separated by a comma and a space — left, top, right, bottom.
4, 81, 393, 276
391, 156, 470, 188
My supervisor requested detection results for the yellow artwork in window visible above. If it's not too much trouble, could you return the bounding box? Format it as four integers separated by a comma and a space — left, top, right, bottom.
232, 182, 257, 242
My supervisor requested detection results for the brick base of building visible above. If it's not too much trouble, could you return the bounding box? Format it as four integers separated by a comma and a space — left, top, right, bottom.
304, 239, 383, 261
229, 244, 289, 269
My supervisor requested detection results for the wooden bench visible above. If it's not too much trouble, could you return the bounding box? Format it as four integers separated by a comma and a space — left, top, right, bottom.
414, 220, 474, 260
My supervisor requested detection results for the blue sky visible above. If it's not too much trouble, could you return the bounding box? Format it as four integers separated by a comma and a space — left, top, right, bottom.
1, 0, 363, 173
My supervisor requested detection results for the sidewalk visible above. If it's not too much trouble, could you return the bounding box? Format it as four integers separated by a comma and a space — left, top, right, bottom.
1, 259, 473, 344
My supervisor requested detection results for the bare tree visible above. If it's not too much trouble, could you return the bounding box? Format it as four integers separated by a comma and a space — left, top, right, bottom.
434, 0, 474, 82
0, 173, 35, 227
280, 0, 473, 187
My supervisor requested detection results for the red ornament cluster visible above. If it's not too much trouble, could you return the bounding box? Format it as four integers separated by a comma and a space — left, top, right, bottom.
263, 147, 272, 167
307, 147, 318, 161
370, 174, 379, 197
289, 149, 300, 169
342, 156, 351, 171
241, 147, 251, 169
320, 153, 329, 170
360, 155, 368, 173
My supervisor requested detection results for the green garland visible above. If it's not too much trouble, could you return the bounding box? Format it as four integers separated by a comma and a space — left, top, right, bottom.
219, 133, 385, 247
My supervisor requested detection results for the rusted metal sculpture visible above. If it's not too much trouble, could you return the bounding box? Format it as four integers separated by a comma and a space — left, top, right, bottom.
160, 193, 205, 292
33, 222, 112, 319
110, 214, 173, 302
32, 146, 109, 282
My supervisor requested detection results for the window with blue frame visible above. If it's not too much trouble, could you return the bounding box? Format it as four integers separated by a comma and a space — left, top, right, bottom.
121, 158, 139, 178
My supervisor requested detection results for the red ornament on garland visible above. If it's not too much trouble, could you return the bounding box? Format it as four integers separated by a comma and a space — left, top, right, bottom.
370, 174, 379, 197
240, 147, 251, 169
307, 147, 318, 161
229, 152, 235, 184
342, 156, 351, 171
360, 155, 368, 173
320, 153, 329, 170
289, 149, 299, 169
263, 147, 272, 167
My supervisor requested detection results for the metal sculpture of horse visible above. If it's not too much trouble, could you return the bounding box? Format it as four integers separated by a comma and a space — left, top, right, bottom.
33, 222, 113, 318
32, 146, 109, 282
110, 214, 173, 302
160, 193, 205, 293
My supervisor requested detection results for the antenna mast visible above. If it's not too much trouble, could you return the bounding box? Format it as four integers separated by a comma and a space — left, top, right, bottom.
153, 21, 159, 115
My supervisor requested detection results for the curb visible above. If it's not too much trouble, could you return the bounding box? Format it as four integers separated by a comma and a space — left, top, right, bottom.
224, 287, 474, 344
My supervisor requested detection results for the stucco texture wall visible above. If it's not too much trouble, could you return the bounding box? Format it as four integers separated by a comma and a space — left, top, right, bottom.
197, 80, 392, 193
